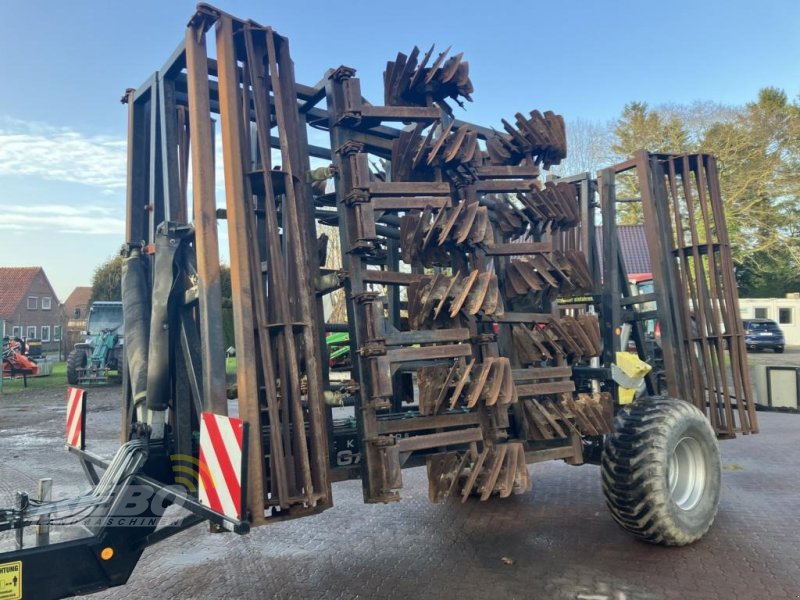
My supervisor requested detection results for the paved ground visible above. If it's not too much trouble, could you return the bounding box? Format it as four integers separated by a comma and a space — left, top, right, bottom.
1, 365, 799, 600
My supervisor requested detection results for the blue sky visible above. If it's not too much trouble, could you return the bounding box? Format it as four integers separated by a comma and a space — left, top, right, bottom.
1, 0, 798, 300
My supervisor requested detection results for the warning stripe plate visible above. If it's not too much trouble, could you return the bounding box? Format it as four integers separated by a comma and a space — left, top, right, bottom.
198, 412, 247, 522
66, 387, 86, 450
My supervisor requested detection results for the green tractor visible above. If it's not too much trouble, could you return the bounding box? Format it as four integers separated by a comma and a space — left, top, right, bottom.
66, 301, 124, 385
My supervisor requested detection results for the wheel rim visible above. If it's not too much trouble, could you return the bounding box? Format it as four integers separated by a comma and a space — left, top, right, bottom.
667, 436, 706, 510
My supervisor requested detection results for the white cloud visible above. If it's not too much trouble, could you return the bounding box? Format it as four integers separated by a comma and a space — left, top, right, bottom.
0, 116, 126, 190
1, 204, 124, 235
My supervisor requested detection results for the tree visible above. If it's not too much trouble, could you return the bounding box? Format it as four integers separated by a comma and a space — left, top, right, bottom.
700, 88, 800, 293
90, 255, 123, 303
611, 102, 692, 223
552, 117, 615, 178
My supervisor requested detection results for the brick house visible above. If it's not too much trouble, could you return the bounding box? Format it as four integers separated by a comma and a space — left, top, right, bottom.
0, 267, 64, 353
63, 286, 93, 351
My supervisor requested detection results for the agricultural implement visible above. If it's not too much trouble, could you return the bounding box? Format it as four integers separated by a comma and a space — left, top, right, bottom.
0, 5, 757, 598
2, 337, 39, 380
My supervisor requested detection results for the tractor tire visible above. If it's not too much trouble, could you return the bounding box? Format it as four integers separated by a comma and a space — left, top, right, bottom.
601, 396, 721, 546
67, 349, 87, 385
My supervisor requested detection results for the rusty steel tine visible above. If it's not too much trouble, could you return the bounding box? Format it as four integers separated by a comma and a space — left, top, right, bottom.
412, 125, 438, 170
525, 324, 553, 360
426, 274, 452, 319
398, 46, 420, 91
448, 269, 479, 317
446, 449, 474, 498
438, 202, 464, 245
444, 125, 470, 163
427, 452, 459, 502
480, 274, 500, 315
464, 271, 492, 315
468, 206, 489, 245
425, 45, 452, 84
412, 205, 433, 255
434, 272, 461, 320
562, 316, 595, 357
531, 399, 567, 438
529, 110, 553, 147
505, 262, 530, 296
427, 120, 454, 165
513, 443, 530, 493
466, 359, 494, 408
410, 44, 435, 89
494, 291, 505, 318
440, 52, 464, 83
512, 325, 542, 364
460, 446, 489, 503
483, 359, 504, 407
523, 400, 554, 439
565, 396, 598, 436
577, 314, 601, 356
422, 204, 449, 250
460, 130, 478, 163
448, 269, 478, 317
530, 255, 559, 287
501, 118, 530, 152
498, 359, 515, 405
418, 273, 446, 321
454, 202, 479, 244
400, 212, 421, 263
455, 61, 470, 87
497, 445, 517, 499
532, 326, 560, 358
449, 358, 476, 409
433, 360, 461, 415
515, 112, 541, 147
516, 260, 546, 291
387, 51, 408, 104
479, 445, 508, 501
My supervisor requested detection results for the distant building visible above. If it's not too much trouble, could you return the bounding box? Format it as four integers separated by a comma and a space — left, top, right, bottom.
0, 267, 64, 353
63, 286, 93, 351
63, 286, 92, 321
739, 297, 800, 345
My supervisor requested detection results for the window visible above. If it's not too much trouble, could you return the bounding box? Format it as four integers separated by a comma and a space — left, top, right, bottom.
41, 297, 52, 310
12, 326, 21, 337
779, 308, 793, 325
754, 307, 768, 319
41, 326, 50, 342
27, 296, 38, 310
26, 326, 36, 339
53, 326, 62, 342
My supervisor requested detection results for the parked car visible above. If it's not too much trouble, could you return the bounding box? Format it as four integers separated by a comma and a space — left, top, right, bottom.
743, 318, 785, 353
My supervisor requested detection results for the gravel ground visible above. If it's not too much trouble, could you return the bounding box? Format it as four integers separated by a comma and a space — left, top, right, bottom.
1, 363, 799, 599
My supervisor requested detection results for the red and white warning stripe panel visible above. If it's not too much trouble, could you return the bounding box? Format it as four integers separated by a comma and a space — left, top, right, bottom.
66, 386, 87, 450
198, 412, 247, 523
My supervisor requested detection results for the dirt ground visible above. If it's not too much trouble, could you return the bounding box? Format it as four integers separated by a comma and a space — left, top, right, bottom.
1, 354, 799, 599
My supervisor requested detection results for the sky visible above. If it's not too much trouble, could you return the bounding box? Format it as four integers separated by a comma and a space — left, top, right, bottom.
1, 0, 798, 301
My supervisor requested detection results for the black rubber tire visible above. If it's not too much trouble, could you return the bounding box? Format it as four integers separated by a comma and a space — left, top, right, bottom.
775, 346, 785, 354
602, 396, 721, 546
66, 349, 87, 385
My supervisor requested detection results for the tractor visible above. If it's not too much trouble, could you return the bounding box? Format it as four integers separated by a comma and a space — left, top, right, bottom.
66, 301, 124, 385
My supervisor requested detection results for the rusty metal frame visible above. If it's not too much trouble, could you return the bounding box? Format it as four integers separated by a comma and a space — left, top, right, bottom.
120, 4, 755, 528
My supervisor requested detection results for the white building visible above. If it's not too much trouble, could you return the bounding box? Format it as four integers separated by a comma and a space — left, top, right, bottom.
739, 296, 800, 346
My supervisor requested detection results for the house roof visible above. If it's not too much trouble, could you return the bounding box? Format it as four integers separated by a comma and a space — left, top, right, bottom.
0, 267, 43, 317
595, 225, 652, 277
63, 286, 93, 317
